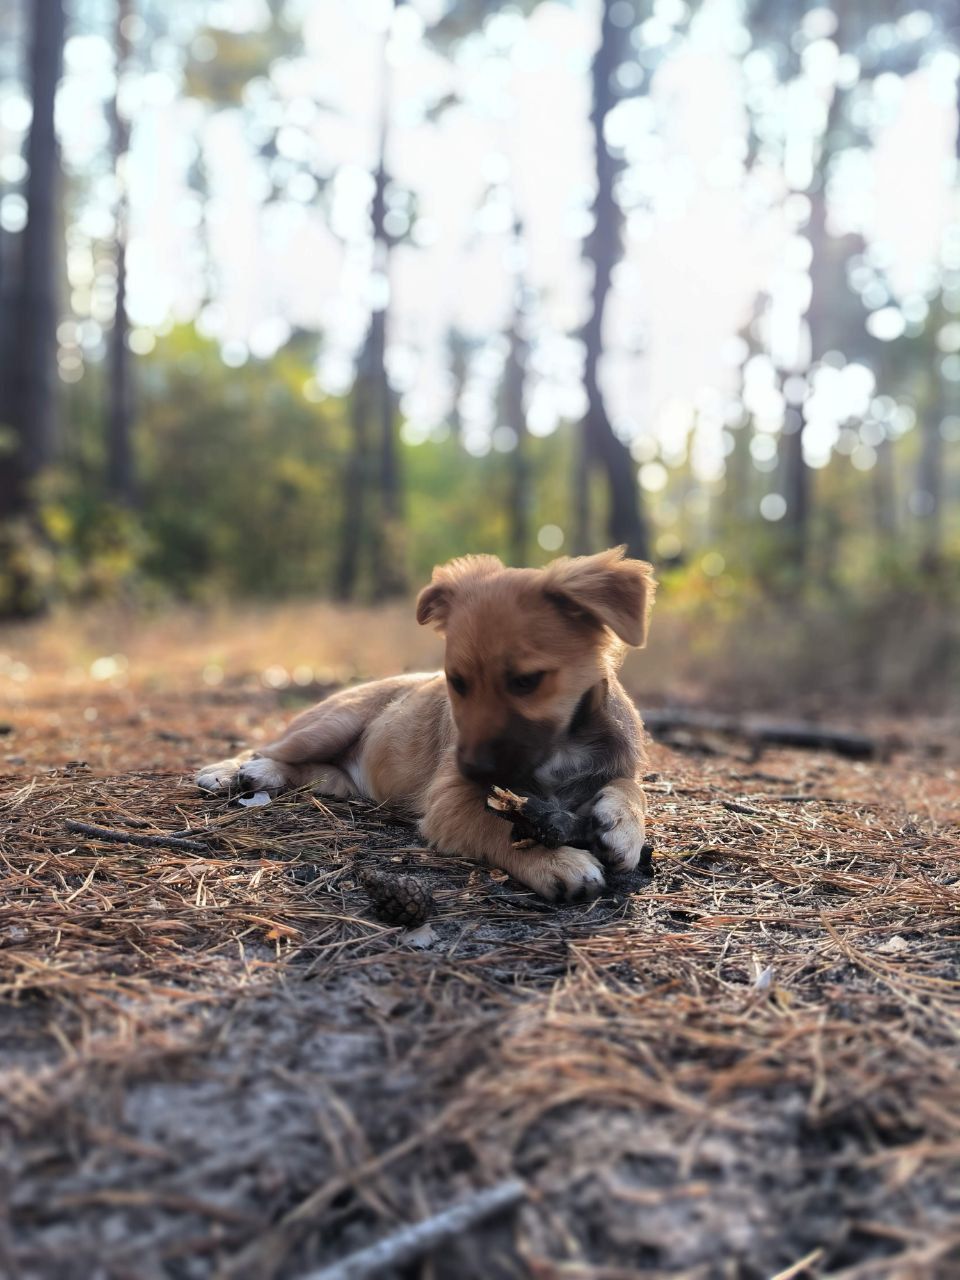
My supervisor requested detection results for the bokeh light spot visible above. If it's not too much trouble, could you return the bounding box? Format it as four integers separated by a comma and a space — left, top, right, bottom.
537, 524, 564, 552
760, 493, 787, 522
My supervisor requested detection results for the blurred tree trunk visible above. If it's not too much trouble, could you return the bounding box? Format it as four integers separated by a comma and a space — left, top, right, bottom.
0, 222, 15, 482
107, 0, 136, 507
577, 0, 649, 561
782, 136, 831, 567
872, 434, 897, 547
571, 427, 591, 555
0, 0, 64, 617
4, 0, 64, 501
917, 369, 944, 576
0, 0, 17, 437
504, 272, 530, 567
914, 84, 960, 574
447, 330, 468, 441
338, 3, 407, 601
785, 57, 863, 570
335, 363, 371, 600
369, 5, 406, 601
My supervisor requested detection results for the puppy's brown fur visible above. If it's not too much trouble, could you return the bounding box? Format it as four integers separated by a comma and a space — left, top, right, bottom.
196, 548, 656, 901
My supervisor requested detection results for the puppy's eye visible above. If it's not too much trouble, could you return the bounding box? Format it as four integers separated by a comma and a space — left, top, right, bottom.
507, 670, 545, 696
447, 673, 468, 697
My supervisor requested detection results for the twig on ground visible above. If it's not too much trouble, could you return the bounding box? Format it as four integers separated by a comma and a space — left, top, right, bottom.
297, 1178, 526, 1280
64, 820, 210, 853
770, 1247, 825, 1280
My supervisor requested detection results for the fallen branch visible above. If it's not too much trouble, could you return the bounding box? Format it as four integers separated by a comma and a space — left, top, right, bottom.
64, 820, 209, 853
297, 1178, 526, 1280
642, 709, 882, 760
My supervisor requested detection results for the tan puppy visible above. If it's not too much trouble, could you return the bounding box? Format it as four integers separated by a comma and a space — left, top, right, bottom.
197, 548, 656, 901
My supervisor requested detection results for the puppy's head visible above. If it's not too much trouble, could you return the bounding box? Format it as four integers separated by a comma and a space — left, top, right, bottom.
416, 547, 656, 787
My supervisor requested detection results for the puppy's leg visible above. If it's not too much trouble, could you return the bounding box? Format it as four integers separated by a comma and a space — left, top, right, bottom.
197, 753, 360, 797
196, 696, 367, 796
420, 769, 605, 903
237, 758, 359, 797
587, 775, 648, 872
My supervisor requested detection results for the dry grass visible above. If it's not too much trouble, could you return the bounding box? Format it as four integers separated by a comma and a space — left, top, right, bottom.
1, 608, 959, 1278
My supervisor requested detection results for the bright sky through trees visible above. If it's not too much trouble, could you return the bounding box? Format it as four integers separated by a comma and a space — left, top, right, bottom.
0, 0, 957, 495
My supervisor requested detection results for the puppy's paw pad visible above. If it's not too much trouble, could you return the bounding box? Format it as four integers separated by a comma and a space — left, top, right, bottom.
550, 847, 605, 903
589, 790, 646, 873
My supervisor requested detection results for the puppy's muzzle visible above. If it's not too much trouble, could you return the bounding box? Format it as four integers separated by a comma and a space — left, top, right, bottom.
457, 732, 546, 787
456, 741, 501, 785
457, 708, 559, 785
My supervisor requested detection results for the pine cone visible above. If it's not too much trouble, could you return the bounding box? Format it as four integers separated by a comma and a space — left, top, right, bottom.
360, 869, 434, 928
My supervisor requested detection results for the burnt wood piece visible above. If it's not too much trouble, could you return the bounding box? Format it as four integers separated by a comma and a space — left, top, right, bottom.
486, 787, 592, 851
642, 710, 881, 760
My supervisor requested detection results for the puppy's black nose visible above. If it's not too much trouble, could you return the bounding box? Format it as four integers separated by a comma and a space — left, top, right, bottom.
457, 743, 498, 784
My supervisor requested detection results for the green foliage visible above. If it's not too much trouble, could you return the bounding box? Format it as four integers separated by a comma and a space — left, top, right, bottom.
21, 320, 960, 630
403, 425, 577, 578
0, 518, 56, 617
40, 327, 348, 601
32, 325, 616, 604
137, 331, 350, 596
648, 551, 960, 709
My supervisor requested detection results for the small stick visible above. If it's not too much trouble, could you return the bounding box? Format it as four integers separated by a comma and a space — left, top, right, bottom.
64, 820, 209, 854
769, 1247, 825, 1280
298, 1178, 526, 1280
487, 786, 528, 814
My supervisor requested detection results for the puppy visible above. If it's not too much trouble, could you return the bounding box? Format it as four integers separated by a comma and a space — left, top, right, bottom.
196, 547, 656, 901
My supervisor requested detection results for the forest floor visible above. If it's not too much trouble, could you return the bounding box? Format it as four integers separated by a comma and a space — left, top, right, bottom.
1, 606, 959, 1279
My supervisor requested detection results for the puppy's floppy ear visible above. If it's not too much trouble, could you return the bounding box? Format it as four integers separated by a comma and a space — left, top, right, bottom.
415, 554, 504, 630
542, 546, 657, 647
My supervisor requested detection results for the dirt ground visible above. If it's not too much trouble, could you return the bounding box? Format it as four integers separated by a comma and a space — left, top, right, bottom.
1, 613, 959, 1280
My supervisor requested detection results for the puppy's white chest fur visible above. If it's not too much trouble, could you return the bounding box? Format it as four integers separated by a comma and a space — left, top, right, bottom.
534, 743, 593, 788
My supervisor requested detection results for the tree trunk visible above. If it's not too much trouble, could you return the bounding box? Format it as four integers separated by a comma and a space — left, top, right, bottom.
447, 330, 468, 441
0, 0, 64, 618
504, 274, 530, 567
0, 224, 16, 507
578, 0, 649, 561
571, 425, 591, 555
780, 406, 808, 564
7, 0, 65, 492
872, 433, 897, 548
917, 374, 943, 576
107, 0, 136, 507
368, 8, 406, 600
785, 58, 858, 569
335, 12, 407, 602
334, 354, 371, 600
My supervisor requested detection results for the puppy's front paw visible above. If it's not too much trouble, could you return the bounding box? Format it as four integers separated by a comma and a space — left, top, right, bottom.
235, 755, 292, 796
539, 847, 606, 903
500, 845, 607, 902
588, 787, 649, 873
196, 755, 247, 794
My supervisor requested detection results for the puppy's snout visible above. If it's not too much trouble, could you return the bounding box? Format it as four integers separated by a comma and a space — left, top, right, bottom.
456, 741, 501, 785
